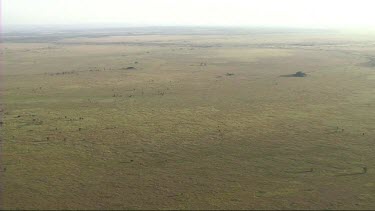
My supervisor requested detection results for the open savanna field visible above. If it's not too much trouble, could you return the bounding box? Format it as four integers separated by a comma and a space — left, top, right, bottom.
1, 28, 375, 209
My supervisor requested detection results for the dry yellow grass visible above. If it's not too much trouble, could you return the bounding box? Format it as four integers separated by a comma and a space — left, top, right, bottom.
1, 29, 375, 209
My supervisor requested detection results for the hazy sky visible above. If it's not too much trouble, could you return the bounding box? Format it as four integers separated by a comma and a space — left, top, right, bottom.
3, 0, 375, 28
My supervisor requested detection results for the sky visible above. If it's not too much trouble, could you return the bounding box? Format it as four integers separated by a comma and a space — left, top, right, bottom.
3, 0, 375, 29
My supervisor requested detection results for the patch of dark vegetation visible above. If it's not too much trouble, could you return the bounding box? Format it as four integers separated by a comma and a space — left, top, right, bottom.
225, 73, 235, 76
49, 71, 77, 76
294, 71, 307, 77
281, 71, 307, 77
285, 168, 314, 174
88, 69, 101, 72
121, 67, 136, 70
47, 67, 104, 76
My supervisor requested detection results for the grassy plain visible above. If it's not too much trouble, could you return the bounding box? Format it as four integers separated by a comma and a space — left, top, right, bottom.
1, 28, 375, 209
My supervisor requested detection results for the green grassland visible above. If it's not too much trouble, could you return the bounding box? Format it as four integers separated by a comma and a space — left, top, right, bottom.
1, 29, 375, 209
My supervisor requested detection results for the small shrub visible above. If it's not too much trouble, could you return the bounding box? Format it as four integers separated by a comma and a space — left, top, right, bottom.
293, 71, 307, 77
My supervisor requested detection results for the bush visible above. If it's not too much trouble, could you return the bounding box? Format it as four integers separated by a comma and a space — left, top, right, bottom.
293, 71, 307, 77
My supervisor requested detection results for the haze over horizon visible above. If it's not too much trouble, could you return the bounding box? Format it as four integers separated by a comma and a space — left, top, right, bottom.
3, 0, 375, 30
